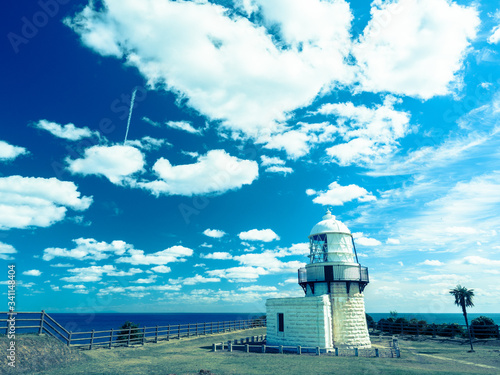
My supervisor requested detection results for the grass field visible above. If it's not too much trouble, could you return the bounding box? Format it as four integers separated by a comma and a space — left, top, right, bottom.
5, 328, 500, 375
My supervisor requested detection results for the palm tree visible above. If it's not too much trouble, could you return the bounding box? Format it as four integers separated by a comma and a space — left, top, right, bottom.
449, 285, 475, 352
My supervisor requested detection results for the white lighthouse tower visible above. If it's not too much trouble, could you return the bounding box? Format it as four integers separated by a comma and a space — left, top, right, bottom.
266, 210, 371, 349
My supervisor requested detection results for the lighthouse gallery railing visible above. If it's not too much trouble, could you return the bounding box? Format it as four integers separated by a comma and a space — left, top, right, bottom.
298, 264, 369, 284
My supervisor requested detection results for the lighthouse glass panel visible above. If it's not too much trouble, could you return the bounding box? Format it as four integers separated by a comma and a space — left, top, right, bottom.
309, 234, 328, 263
309, 233, 355, 263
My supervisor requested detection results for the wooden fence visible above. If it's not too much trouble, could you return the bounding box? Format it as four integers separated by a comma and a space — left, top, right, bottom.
212, 336, 400, 358
372, 321, 500, 339
0, 311, 266, 350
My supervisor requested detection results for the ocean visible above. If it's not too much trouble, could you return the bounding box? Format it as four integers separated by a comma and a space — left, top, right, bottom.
47, 312, 265, 333
11, 312, 499, 334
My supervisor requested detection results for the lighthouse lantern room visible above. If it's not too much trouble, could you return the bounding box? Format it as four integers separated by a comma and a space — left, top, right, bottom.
266, 210, 371, 349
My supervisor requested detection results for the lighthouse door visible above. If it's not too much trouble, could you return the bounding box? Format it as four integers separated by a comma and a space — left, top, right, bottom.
325, 265, 334, 281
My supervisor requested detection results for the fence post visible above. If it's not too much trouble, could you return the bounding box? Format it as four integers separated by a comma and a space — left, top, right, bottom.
212, 343, 217, 352
228, 341, 232, 352
246, 344, 249, 353
375, 348, 379, 357
297, 345, 301, 355
127, 326, 131, 347
316, 346, 320, 356
354, 348, 358, 357
39, 310, 46, 335
90, 329, 95, 350
68, 331, 72, 347
155, 326, 159, 343
142, 326, 146, 345
335, 347, 339, 356
109, 329, 113, 349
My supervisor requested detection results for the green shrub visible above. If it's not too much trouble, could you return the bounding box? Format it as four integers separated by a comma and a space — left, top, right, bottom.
436, 323, 465, 338
471, 316, 497, 338
117, 321, 143, 345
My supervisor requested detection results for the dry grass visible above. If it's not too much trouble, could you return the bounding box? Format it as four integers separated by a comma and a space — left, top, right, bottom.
2, 329, 500, 375
0, 334, 84, 375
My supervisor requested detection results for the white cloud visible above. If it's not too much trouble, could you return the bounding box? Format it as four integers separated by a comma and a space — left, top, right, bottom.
445, 226, 478, 235
238, 229, 280, 242
151, 265, 172, 273
0, 176, 92, 230
263, 131, 310, 159
169, 274, 220, 285
165, 121, 202, 135
238, 285, 277, 292
61, 265, 119, 283
66, 0, 354, 138
419, 260, 444, 266
97, 284, 181, 296
276, 243, 309, 257
63, 284, 86, 290
207, 266, 268, 282
260, 156, 285, 167
125, 136, 170, 151
0, 140, 27, 161
233, 250, 305, 274
353, 0, 479, 99
140, 150, 258, 196
320, 97, 411, 167
200, 252, 233, 260
386, 238, 400, 245
353, 233, 382, 247
305, 189, 316, 196
488, 25, 500, 44
203, 229, 226, 238
133, 275, 157, 284
43, 238, 129, 261
67, 145, 145, 185
260, 155, 293, 174
310, 181, 376, 206
200, 243, 213, 248
0, 242, 17, 260
23, 269, 42, 276
33, 119, 99, 141
417, 274, 464, 282
265, 166, 294, 175
462, 256, 500, 267
116, 245, 193, 265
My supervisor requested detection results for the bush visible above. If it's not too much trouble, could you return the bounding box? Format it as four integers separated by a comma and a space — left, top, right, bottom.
117, 321, 143, 345
471, 316, 497, 338
436, 323, 465, 338
366, 314, 375, 328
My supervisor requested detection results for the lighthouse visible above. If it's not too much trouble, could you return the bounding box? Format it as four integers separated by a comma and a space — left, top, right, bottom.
266, 210, 371, 349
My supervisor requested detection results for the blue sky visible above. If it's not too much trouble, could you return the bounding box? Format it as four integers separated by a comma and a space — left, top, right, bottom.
1, 0, 499, 314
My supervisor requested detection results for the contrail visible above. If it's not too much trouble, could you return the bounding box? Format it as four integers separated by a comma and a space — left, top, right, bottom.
124, 88, 137, 145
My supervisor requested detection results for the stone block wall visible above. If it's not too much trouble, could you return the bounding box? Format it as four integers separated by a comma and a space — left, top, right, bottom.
266, 295, 332, 348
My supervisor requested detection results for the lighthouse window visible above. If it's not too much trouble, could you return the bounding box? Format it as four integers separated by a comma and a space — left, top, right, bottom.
278, 313, 284, 332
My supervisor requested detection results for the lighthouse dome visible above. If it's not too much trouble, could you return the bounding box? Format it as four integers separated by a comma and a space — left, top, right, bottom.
309, 210, 351, 237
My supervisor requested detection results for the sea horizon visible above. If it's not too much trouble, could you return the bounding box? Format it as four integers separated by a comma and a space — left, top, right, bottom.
18, 311, 498, 334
